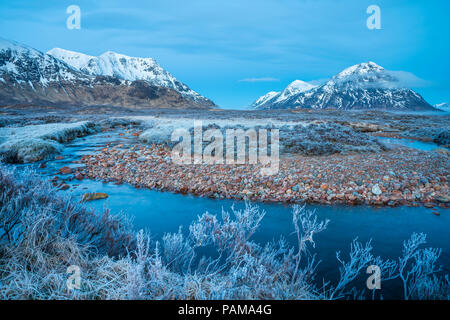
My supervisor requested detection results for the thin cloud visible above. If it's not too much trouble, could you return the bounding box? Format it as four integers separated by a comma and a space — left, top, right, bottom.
386, 70, 431, 88
305, 71, 429, 89
238, 77, 280, 83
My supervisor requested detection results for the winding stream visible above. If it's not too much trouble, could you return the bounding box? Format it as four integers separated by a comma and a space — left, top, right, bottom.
14, 130, 449, 299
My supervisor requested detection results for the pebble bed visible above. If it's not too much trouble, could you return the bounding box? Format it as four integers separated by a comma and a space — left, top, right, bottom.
74, 137, 450, 208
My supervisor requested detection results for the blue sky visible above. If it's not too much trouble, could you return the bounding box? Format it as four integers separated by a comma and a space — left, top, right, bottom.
1, 0, 449, 109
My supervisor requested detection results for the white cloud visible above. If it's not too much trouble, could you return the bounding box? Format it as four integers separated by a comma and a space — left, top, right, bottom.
303, 70, 430, 89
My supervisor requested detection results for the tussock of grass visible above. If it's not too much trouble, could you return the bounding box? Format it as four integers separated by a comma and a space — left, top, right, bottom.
0, 165, 448, 300
0, 121, 97, 163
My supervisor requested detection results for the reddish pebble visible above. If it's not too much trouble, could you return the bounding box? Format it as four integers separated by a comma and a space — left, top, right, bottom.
59, 166, 72, 174
74, 172, 83, 180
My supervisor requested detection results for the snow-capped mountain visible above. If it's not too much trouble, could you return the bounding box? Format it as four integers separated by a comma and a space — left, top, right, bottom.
0, 38, 214, 108
253, 91, 279, 107
0, 39, 89, 85
434, 103, 450, 112
47, 48, 209, 104
251, 80, 316, 108
252, 62, 433, 111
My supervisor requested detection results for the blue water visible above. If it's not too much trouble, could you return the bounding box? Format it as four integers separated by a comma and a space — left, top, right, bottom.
65, 180, 449, 299
19, 130, 450, 299
377, 136, 440, 151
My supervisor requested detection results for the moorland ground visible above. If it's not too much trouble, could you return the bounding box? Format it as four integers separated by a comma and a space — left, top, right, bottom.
0, 105, 449, 299
1, 106, 448, 208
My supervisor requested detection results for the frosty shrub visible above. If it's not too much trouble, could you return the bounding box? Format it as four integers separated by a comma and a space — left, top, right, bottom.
0, 165, 448, 299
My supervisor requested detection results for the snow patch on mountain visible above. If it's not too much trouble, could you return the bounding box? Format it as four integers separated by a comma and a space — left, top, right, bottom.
335, 61, 383, 78
276, 80, 317, 102
253, 91, 279, 106
46, 48, 99, 74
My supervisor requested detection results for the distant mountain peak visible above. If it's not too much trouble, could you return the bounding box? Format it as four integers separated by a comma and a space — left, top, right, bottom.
335, 61, 384, 78
329, 61, 397, 89
252, 62, 433, 111
253, 91, 279, 106
274, 80, 316, 103
251, 80, 316, 109
284, 80, 316, 93
434, 102, 450, 112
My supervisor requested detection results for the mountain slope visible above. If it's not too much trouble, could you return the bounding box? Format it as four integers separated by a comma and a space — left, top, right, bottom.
253, 91, 279, 107
0, 38, 214, 108
253, 62, 434, 111
434, 103, 450, 112
47, 48, 211, 104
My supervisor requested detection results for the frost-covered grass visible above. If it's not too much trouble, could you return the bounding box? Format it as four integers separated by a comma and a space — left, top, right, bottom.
135, 116, 306, 145
0, 164, 448, 300
132, 116, 385, 156
433, 130, 450, 147
0, 121, 97, 163
279, 122, 387, 155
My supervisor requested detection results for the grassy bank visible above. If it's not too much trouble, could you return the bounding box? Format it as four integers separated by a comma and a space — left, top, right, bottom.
0, 121, 97, 163
0, 164, 448, 299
